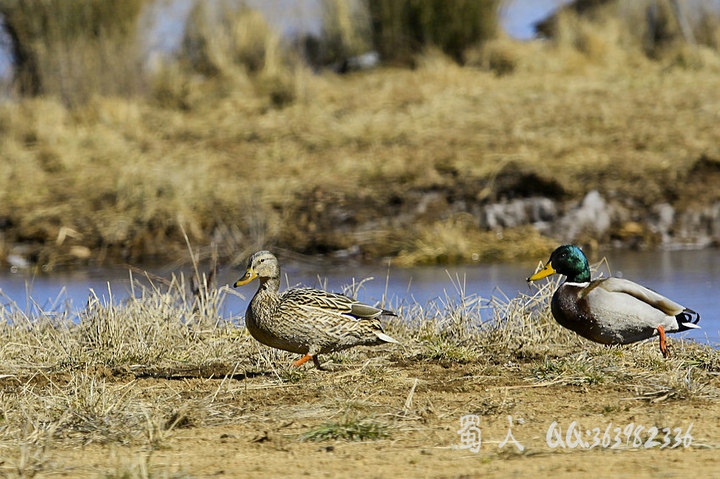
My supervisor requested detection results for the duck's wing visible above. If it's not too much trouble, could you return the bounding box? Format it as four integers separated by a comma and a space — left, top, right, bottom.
280, 288, 398, 344
281, 288, 396, 319
590, 277, 685, 316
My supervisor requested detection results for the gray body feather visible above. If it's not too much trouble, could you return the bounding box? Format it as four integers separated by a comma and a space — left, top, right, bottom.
552, 278, 700, 345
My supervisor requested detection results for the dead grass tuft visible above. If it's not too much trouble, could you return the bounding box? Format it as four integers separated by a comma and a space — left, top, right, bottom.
395, 218, 556, 266
539, 0, 720, 66
0, 0, 146, 106
171, 2, 307, 109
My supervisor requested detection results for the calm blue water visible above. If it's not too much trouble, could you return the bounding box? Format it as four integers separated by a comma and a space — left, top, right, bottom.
1, 249, 718, 344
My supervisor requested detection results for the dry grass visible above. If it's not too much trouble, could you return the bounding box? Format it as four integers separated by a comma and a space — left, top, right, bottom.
304, 0, 372, 68
536, 0, 720, 67
0, 0, 146, 106
1, 3, 720, 269
1, 4, 719, 475
169, 1, 306, 109
394, 218, 555, 266
3, 54, 720, 268
0, 258, 717, 476
365, 0, 500, 64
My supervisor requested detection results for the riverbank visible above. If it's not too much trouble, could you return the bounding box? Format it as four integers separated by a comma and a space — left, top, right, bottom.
2, 42, 720, 270
0, 277, 718, 477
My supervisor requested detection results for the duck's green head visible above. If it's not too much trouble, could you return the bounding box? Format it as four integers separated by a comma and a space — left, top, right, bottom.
233, 250, 280, 287
527, 245, 590, 283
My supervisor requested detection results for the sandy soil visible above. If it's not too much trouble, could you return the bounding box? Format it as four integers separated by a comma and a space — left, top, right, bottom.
15, 353, 720, 478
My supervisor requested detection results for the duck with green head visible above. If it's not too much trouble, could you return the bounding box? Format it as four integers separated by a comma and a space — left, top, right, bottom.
233, 251, 398, 369
527, 245, 700, 358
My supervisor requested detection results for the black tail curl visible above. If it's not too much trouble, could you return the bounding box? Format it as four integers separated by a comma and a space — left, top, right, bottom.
676, 308, 701, 331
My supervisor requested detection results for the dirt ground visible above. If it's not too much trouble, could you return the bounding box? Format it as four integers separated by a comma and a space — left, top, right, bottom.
12, 350, 719, 479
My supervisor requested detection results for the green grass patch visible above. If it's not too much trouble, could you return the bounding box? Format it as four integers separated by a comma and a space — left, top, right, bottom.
300, 418, 389, 442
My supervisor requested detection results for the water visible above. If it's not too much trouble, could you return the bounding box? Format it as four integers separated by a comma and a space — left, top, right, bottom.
0, 249, 718, 344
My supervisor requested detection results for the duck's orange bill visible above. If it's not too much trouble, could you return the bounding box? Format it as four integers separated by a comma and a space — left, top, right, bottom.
527, 262, 557, 281
233, 268, 257, 287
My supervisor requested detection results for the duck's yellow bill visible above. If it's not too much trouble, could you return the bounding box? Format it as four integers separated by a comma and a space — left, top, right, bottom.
527, 262, 556, 281
233, 269, 257, 287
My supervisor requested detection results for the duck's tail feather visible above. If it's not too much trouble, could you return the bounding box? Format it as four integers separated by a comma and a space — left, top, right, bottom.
676, 308, 700, 331
375, 331, 398, 344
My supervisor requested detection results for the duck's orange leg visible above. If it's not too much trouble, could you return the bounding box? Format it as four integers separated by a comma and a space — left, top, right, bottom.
292, 353, 313, 367
657, 325, 670, 359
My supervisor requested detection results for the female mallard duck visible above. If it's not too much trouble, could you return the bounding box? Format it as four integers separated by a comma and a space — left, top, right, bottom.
233, 251, 398, 369
527, 245, 700, 358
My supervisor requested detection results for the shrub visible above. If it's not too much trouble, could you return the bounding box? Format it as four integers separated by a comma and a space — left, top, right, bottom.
174, 1, 304, 108
0, 0, 146, 106
365, 0, 500, 65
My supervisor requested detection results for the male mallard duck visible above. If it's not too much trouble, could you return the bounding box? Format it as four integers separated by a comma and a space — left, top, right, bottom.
527, 245, 700, 358
233, 251, 398, 369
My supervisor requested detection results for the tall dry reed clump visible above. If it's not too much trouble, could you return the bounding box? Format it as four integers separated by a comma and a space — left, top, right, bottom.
303, 0, 373, 68
365, 0, 500, 64
535, 0, 720, 68
0, 0, 146, 107
0, 274, 236, 371
154, 1, 307, 110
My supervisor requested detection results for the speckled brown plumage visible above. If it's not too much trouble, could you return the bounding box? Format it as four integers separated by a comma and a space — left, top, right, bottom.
233, 251, 398, 368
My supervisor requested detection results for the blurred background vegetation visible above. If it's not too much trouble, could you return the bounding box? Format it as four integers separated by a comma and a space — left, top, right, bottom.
0, 0, 146, 105
0, 0, 719, 270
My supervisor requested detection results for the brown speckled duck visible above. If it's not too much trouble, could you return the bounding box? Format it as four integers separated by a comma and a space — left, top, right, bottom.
233, 251, 398, 369
527, 245, 700, 358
